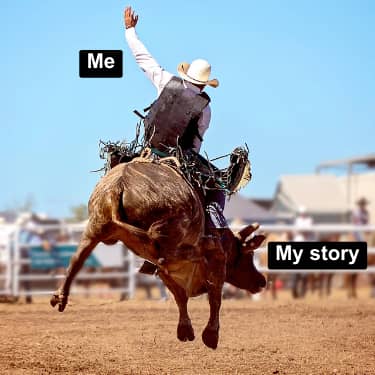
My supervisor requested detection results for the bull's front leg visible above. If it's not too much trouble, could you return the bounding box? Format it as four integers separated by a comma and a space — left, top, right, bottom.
202, 237, 226, 349
50, 232, 99, 312
158, 271, 195, 342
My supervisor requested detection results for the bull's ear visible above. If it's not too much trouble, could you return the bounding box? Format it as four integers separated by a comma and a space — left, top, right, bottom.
242, 234, 266, 254
237, 222, 260, 242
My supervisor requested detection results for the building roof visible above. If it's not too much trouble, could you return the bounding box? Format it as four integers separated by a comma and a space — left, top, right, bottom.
316, 153, 375, 171
0, 211, 18, 224
224, 194, 278, 222
0, 211, 61, 226
272, 174, 350, 214
252, 198, 273, 211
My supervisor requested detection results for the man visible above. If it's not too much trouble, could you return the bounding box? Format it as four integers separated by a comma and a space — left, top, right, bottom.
352, 197, 370, 244
124, 6, 217, 153
291, 206, 314, 299
352, 197, 370, 227
348, 198, 370, 298
124, 6, 226, 231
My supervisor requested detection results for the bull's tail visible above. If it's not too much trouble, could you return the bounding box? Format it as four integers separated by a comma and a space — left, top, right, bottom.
109, 191, 160, 263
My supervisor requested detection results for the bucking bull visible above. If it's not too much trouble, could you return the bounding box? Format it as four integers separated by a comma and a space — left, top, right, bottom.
50, 156, 266, 349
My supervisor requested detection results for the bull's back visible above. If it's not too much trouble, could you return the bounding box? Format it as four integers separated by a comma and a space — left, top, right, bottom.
89, 161, 203, 230
121, 161, 202, 227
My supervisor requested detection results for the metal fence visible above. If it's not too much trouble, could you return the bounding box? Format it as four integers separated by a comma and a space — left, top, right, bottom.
1, 222, 374, 299
0, 224, 13, 296
1, 223, 136, 299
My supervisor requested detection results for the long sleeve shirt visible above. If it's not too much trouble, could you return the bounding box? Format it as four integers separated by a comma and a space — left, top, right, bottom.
125, 27, 211, 152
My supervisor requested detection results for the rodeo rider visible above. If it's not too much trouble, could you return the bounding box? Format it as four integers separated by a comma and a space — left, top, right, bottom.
124, 6, 228, 258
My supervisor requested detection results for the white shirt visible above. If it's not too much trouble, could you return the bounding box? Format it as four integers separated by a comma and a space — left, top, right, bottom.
352, 208, 369, 225
0, 228, 10, 263
294, 214, 314, 241
125, 27, 211, 152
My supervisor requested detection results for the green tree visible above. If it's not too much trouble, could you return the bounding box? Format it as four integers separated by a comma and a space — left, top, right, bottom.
67, 204, 88, 223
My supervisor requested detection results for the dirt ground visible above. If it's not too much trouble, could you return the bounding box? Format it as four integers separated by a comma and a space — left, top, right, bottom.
1, 289, 374, 375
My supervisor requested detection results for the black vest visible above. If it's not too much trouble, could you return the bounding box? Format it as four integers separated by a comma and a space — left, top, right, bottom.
144, 77, 210, 151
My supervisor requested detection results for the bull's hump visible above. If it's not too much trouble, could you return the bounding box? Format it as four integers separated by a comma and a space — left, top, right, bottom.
90, 161, 200, 214
124, 162, 193, 194
122, 162, 201, 214
92, 165, 125, 194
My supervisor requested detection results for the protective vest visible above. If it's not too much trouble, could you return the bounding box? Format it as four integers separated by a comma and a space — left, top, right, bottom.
144, 77, 210, 151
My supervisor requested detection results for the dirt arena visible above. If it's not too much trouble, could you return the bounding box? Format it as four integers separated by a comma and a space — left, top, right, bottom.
1, 289, 374, 375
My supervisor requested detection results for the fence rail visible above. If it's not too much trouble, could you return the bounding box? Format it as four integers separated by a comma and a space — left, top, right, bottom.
0, 223, 136, 299
1, 222, 375, 298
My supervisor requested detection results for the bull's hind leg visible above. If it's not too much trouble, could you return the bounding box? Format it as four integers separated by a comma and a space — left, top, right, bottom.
202, 236, 226, 349
158, 271, 195, 342
50, 230, 100, 312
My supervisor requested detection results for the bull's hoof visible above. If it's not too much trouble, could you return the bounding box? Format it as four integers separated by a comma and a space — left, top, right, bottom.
202, 327, 219, 349
177, 323, 195, 342
50, 293, 68, 312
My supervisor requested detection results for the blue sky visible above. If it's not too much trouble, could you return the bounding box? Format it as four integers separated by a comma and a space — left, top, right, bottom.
1, 1, 374, 217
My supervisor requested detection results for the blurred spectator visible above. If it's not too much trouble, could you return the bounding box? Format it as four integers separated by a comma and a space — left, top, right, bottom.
351, 197, 373, 298
313, 234, 338, 298
138, 274, 168, 301
352, 197, 369, 225
291, 206, 314, 299
345, 198, 370, 298
18, 215, 41, 303
294, 206, 314, 240
50, 230, 68, 284
352, 197, 369, 241
368, 232, 375, 298
223, 282, 244, 299
0, 218, 11, 297
262, 231, 291, 300
157, 275, 168, 301
17, 214, 60, 303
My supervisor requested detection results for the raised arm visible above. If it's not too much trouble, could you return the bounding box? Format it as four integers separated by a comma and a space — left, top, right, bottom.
124, 6, 173, 94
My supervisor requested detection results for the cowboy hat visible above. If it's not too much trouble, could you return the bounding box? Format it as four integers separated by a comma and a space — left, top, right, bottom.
177, 59, 219, 88
356, 197, 369, 205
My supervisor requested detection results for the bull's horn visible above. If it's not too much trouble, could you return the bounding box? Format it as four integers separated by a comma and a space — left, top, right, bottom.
237, 222, 260, 242
242, 234, 266, 254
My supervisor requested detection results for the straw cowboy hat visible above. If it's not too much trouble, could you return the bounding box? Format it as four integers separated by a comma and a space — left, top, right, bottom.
177, 59, 219, 88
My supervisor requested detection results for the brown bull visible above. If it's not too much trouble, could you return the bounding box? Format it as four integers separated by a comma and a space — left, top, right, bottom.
50, 158, 266, 349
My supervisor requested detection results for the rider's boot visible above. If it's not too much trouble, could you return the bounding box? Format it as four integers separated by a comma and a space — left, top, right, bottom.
139, 260, 158, 275
203, 201, 229, 250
